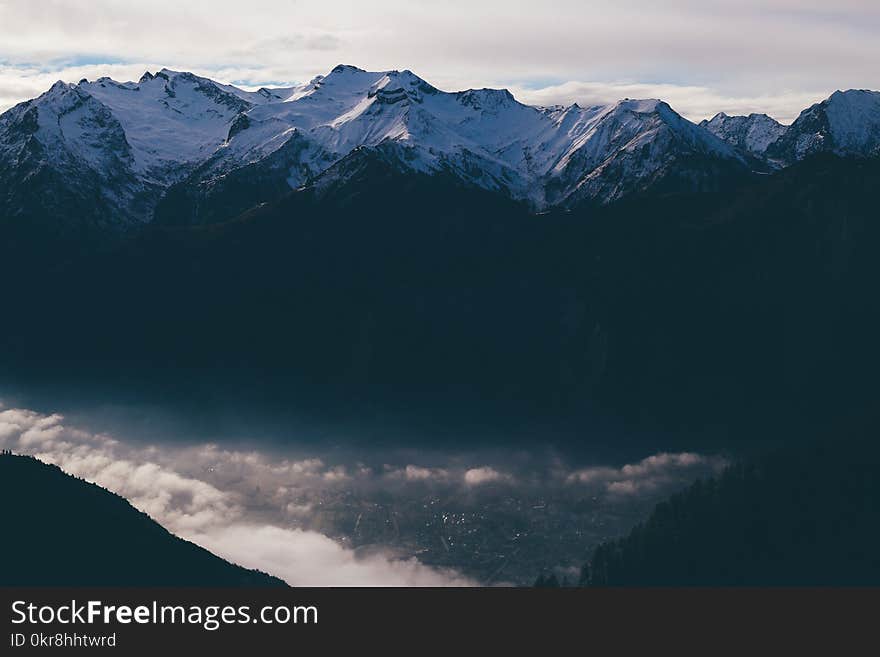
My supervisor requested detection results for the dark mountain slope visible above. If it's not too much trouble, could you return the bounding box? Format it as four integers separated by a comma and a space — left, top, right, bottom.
5, 155, 594, 430
3, 153, 880, 451
583, 434, 880, 586
0, 453, 285, 586
589, 154, 880, 434
152, 131, 329, 228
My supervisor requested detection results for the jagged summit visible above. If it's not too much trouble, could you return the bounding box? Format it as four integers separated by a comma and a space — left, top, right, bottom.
456, 87, 517, 106
2, 66, 879, 234
615, 97, 663, 112
820, 89, 880, 151
331, 63, 367, 73
187, 64, 742, 211
700, 111, 787, 156
766, 89, 880, 163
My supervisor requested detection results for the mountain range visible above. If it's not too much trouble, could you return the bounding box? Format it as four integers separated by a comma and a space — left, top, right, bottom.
1, 65, 880, 449
2, 64, 879, 248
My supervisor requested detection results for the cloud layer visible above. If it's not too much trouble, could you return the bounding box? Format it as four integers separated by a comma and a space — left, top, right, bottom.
0, 401, 726, 585
1, 1, 878, 120
0, 404, 475, 585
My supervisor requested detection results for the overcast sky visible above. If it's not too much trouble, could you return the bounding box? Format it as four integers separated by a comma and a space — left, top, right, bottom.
1, 0, 878, 122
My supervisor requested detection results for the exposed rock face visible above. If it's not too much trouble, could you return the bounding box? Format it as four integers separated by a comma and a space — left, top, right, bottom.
765, 89, 880, 164
700, 112, 787, 156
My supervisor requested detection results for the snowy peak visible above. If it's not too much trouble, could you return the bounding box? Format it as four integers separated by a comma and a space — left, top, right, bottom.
223, 66, 555, 199
822, 89, 880, 153
77, 70, 253, 180
330, 63, 367, 75
0, 64, 755, 225
545, 97, 744, 207
614, 98, 663, 113
5, 65, 880, 234
454, 87, 517, 112
700, 112, 787, 155
0, 78, 135, 174
0, 76, 155, 230
549, 98, 737, 174
767, 89, 880, 162
601, 98, 736, 157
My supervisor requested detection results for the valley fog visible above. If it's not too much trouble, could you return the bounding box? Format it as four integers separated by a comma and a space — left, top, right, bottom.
0, 385, 727, 585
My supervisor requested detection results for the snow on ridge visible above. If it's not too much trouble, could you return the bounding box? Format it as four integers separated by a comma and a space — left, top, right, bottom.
823, 89, 880, 151
765, 88, 880, 161
10, 66, 878, 213
76, 70, 253, 181
700, 111, 787, 156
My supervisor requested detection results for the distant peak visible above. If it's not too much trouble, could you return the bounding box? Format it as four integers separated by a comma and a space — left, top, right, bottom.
386, 69, 424, 83
456, 87, 516, 110
330, 64, 366, 74
152, 68, 199, 81
614, 98, 664, 114
828, 88, 879, 102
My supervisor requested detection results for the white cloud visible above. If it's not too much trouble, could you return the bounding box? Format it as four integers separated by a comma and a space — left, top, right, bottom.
381, 464, 451, 482
0, 406, 475, 586
0, 402, 728, 585
463, 466, 511, 486
404, 464, 438, 480
512, 81, 828, 124
565, 452, 727, 497
194, 524, 473, 587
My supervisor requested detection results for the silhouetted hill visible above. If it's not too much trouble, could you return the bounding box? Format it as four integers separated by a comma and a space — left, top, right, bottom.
582, 436, 880, 586
0, 453, 285, 586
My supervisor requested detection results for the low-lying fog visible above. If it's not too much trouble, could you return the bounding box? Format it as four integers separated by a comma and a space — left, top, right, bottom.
0, 391, 728, 585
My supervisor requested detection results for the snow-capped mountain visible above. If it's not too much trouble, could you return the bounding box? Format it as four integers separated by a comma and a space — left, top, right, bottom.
544, 98, 745, 207
158, 65, 747, 223
0, 69, 264, 232
699, 112, 786, 157
187, 66, 738, 208
766, 90, 880, 164
0, 65, 748, 232
78, 70, 255, 184
0, 80, 154, 232
1, 65, 879, 237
